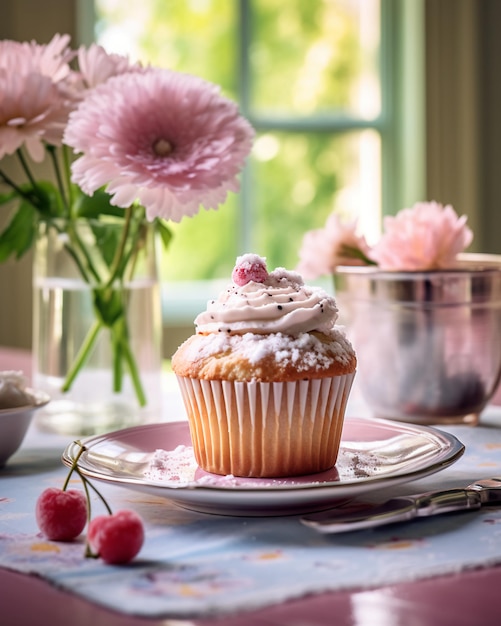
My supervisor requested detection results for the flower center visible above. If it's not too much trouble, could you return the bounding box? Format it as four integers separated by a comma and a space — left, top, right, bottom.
153, 138, 174, 157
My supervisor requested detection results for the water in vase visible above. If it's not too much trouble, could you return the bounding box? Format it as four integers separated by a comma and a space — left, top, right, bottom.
32, 276, 163, 436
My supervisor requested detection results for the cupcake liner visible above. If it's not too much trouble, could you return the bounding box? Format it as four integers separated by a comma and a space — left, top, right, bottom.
176, 373, 355, 478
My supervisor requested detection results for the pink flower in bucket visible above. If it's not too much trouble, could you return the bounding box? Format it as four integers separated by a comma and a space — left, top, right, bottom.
296, 201, 473, 277
370, 201, 473, 271
296, 213, 373, 279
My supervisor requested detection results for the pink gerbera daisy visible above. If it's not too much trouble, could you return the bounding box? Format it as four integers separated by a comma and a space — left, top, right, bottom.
64, 68, 255, 222
0, 34, 75, 161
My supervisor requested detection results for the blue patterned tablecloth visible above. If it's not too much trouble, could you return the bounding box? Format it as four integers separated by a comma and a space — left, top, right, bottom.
2, 405, 501, 619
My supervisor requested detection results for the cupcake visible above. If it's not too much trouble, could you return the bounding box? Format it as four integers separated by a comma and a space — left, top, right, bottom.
171, 254, 356, 478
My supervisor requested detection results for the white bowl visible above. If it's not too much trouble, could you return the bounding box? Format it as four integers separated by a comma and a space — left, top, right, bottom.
0, 389, 50, 467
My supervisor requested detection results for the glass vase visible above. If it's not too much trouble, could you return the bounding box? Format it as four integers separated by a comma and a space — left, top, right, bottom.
32, 218, 163, 436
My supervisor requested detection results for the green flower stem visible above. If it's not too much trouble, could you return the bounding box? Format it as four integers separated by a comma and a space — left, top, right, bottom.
48, 144, 129, 397
61, 319, 102, 393
120, 332, 147, 407
47, 144, 103, 283
0, 168, 42, 209
111, 324, 124, 393
43, 220, 93, 285
62, 146, 75, 209
46, 145, 69, 216
116, 217, 144, 286
61, 240, 92, 283
94, 205, 149, 406
61, 287, 148, 408
66, 220, 102, 283
105, 204, 134, 288
16, 149, 38, 190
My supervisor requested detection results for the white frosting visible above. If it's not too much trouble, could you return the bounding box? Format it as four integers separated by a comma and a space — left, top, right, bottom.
195, 267, 339, 336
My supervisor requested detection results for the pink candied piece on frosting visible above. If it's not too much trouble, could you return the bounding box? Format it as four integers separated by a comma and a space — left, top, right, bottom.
232, 253, 269, 286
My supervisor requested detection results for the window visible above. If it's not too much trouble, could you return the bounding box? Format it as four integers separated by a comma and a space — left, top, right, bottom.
92, 0, 424, 325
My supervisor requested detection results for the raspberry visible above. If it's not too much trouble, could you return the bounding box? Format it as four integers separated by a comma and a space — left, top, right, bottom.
88, 510, 144, 564
36, 487, 88, 541
232, 254, 268, 286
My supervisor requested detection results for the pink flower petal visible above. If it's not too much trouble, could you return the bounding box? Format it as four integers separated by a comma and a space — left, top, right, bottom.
76, 43, 141, 89
296, 213, 372, 278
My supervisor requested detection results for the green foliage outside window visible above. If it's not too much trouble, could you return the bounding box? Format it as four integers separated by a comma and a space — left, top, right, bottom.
251, 0, 370, 115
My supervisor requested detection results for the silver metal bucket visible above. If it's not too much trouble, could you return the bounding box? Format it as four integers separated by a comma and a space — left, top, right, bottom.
334, 254, 501, 425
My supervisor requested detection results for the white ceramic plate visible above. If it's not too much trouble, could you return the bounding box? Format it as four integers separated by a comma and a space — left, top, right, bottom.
62, 417, 464, 516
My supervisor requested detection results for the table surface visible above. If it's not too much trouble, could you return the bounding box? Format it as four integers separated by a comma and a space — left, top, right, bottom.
2, 346, 501, 626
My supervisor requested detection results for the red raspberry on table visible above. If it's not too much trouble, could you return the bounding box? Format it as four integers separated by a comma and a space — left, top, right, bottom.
35, 487, 88, 541
88, 510, 144, 564
232, 254, 268, 286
